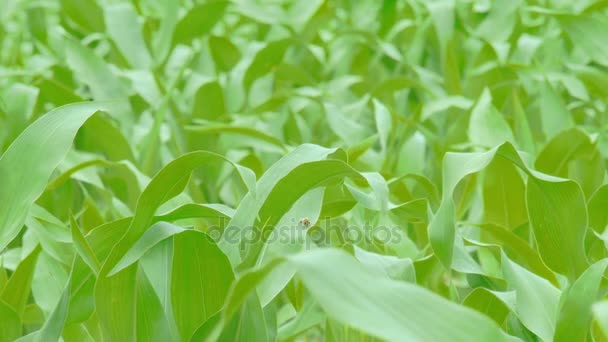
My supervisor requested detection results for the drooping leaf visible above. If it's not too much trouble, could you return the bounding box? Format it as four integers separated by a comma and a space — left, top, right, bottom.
222, 249, 510, 341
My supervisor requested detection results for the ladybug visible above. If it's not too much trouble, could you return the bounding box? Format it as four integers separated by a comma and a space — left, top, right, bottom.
299, 217, 311, 228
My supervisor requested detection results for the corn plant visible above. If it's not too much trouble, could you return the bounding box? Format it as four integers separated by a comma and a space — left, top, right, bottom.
2, 0, 608, 341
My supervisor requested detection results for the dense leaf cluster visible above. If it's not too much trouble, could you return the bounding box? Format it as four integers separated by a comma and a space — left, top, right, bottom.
2, 0, 608, 341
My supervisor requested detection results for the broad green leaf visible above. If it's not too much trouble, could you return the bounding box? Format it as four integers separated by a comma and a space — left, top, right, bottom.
502, 253, 560, 341
244, 39, 292, 91
285, 0, 325, 32
0, 102, 113, 251
105, 3, 153, 69
255, 186, 326, 308
425, 0, 455, 49
208, 36, 241, 72
147, 0, 179, 63
172, 230, 233, 341
154, 203, 234, 223
77, 113, 135, 162
1, 83, 38, 149
468, 89, 515, 148
95, 152, 253, 340
19, 270, 73, 342
593, 301, 608, 338
430, 145, 500, 268
192, 82, 226, 120
462, 288, 510, 325
172, 2, 228, 46
186, 124, 286, 153
474, 0, 520, 42
223, 249, 510, 341
70, 215, 100, 274
554, 259, 608, 342
389, 198, 429, 224
559, 14, 608, 66
539, 81, 573, 139
0, 301, 21, 342
535, 129, 604, 198
102, 151, 254, 272
31, 251, 68, 315
94, 261, 171, 341
59, 0, 105, 33
5, 2, 608, 340
476, 224, 558, 285
135, 267, 172, 341
482, 157, 527, 229
110, 222, 185, 275
354, 246, 416, 282
277, 298, 325, 341
421, 95, 473, 121
324, 102, 369, 146
510, 90, 535, 153
0, 246, 41, 317
239, 159, 365, 271
65, 41, 130, 108
219, 144, 343, 265
589, 185, 608, 233
526, 176, 588, 280
373, 99, 392, 154
258, 159, 365, 228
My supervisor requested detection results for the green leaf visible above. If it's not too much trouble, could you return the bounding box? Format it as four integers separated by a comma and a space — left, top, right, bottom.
0, 246, 41, 317
102, 151, 254, 272
538, 81, 573, 140
0, 301, 21, 342
21, 270, 73, 342
593, 301, 608, 338
70, 215, 100, 274
325, 102, 369, 146
430, 145, 501, 268
535, 129, 604, 198
95, 152, 253, 340
208, 36, 241, 72
109, 222, 185, 276
589, 184, 608, 233
0, 102, 113, 251
186, 124, 286, 153
172, 230, 234, 341
373, 99, 392, 154
510, 90, 535, 153
135, 266, 172, 341
555, 259, 608, 342
192, 82, 226, 120
482, 157, 527, 229
526, 176, 588, 280
223, 249, 510, 341
476, 223, 558, 285
559, 14, 608, 66
468, 89, 515, 148
244, 39, 292, 91
218, 144, 343, 265
59, 0, 105, 33
65, 41, 130, 106
462, 288, 511, 325
172, 1, 228, 46
502, 253, 560, 341
104, 3, 153, 69
258, 159, 365, 228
